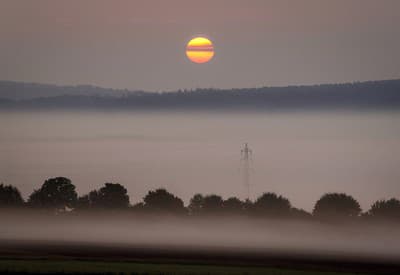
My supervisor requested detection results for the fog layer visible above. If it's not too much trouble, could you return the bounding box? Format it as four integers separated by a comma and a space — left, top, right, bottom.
1, 111, 400, 211
1, 213, 399, 263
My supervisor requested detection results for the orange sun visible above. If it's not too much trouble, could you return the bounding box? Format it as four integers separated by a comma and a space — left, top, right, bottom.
186, 37, 214, 64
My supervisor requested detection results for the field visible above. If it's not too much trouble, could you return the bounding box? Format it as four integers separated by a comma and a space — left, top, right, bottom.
1, 239, 399, 275
0, 259, 372, 275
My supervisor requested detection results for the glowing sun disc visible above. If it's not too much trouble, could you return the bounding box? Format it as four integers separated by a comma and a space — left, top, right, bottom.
186, 37, 214, 64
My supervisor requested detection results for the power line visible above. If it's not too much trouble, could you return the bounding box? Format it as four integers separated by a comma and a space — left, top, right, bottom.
240, 143, 253, 200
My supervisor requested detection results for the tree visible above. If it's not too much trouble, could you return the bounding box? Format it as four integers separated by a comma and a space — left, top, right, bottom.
188, 194, 204, 215
223, 197, 244, 215
143, 188, 185, 215
367, 198, 400, 221
76, 190, 100, 210
188, 195, 247, 216
188, 194, 225, 216
0, 183, 24, 207
77, 183, 130, 209
97, 183, 129, 208
313, 193, 361, 220
202, 194, 224, 215
28, 177, 77, 210
252, 193, 292, 218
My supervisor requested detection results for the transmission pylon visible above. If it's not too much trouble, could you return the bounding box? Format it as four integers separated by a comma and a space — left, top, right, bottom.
240, 143, 253, 200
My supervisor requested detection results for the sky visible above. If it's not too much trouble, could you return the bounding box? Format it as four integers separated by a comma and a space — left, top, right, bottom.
1, 0, 400, 91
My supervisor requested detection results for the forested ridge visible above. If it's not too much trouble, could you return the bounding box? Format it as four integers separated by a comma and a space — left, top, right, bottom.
1, 79, 400, 110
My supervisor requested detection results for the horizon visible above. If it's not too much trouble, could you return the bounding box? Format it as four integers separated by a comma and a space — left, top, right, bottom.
1, 77, 400, 94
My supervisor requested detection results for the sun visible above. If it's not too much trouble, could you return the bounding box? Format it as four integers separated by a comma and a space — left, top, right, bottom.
186, 37, 214, 64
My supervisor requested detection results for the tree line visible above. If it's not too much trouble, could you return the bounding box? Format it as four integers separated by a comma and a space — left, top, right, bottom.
2, 79, 400, 111
1, 177, 399, 222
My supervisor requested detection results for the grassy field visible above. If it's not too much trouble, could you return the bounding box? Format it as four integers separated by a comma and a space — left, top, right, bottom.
0, 259, 369, 275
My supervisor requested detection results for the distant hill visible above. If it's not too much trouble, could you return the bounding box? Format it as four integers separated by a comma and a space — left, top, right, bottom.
0, 79, 400, 111
0, 81, 145, 100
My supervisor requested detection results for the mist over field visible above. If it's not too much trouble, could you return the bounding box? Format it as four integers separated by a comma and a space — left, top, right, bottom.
1, 211, 399, 264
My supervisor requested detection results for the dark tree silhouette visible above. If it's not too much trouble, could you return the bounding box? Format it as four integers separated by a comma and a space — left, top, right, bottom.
97, 183, 129, 208
313, 193, 361, 220
28, 177, 77, 210
188, 194, 225, 216
6, 174, 399, 223
78, 183, 129, 209
367, 198, 400, 221
0, 183, 24, 207
252, 193, 292, 218
223, 197, 244, 214
202, 194, 224, 215
143, 188, 185, 214
188, 194, 204, 215
76, 190, 99, 209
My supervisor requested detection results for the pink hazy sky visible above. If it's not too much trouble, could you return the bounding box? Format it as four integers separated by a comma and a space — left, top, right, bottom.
1, 0, 400, 90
